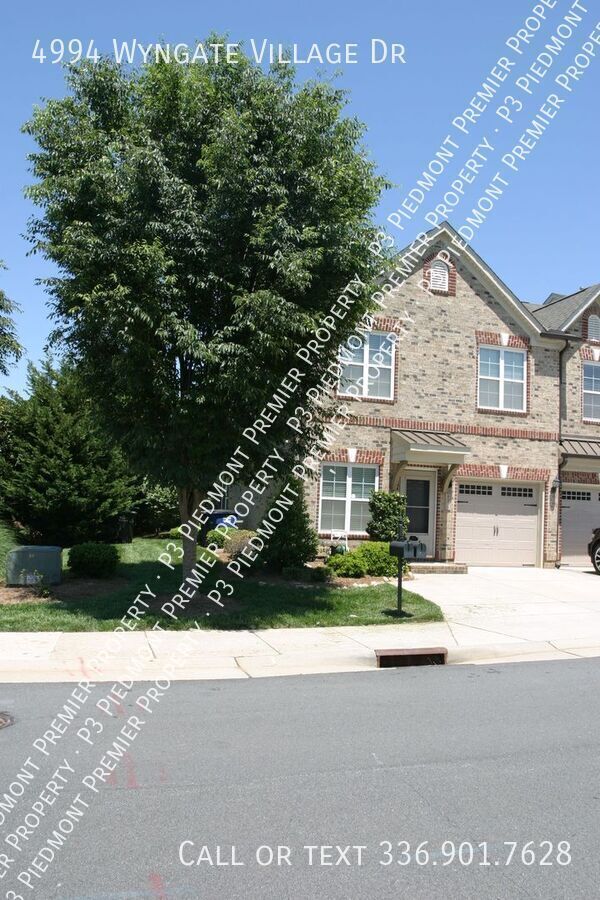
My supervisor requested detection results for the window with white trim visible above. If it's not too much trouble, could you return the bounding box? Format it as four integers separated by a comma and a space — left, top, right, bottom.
583, 362, 600, 420
478, 346, 527, 412
588, 314, 600, 341
339, 332, 395, 400
429, 259, 449, 292
319, 464, 378, 533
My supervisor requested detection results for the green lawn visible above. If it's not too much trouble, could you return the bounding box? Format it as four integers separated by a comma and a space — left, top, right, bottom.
0, 537, 442, 632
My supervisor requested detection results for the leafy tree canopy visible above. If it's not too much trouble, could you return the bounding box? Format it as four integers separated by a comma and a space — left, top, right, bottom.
24, 42, 386, 569
0, 263, 22, 377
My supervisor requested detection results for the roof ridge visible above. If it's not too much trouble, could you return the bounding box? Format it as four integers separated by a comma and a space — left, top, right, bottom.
541, 286, 592, 308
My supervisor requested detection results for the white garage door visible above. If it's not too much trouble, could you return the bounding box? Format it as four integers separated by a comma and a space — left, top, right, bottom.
455, 483, 540, 566
561, 487, 600, 565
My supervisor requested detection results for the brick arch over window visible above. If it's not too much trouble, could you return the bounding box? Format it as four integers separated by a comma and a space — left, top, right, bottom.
583, 306, 600, 343
422, 252, 457, 296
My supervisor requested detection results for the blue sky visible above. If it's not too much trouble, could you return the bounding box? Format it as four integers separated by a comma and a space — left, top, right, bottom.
2, 0, 599, 393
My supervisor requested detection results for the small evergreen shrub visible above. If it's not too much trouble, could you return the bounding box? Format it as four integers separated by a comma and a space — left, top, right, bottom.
168, 527, 181, 539
260, 479, 318, 570
206, 526, 235, 549
226, 530, 257, 559
281, 565, 333, 583
366, 491, 409, 542
311, 565, 333, 583
68, 542, 119, 578
328, 552, 367, 578
354, 542, 398, 577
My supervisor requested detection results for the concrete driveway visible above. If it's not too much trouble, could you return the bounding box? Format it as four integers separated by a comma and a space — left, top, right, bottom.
411, 565, 600, 649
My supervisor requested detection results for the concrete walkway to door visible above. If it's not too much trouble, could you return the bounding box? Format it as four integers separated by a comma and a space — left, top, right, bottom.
411, 565, 600, 650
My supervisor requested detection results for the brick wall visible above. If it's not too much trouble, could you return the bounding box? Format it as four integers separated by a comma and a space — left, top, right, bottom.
347, 240, 560, 432
563, 302, 600, 436
303, 240, 597, 566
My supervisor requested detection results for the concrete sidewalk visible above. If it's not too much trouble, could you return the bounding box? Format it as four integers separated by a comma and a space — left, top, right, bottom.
1, 621, 599, 682
1, 566, 599, 682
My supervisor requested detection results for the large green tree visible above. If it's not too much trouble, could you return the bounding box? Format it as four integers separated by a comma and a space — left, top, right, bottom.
24, 44, 385, 575
0, 361, 136, 547
0, 263, 22, 376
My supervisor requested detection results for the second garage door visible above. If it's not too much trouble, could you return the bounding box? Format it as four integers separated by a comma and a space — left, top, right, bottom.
561, 487, 600, 565
455, 482, 540, 566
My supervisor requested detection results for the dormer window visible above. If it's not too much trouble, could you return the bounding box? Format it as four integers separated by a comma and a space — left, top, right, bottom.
429, 259, 449, 292
588, 314, 600, 341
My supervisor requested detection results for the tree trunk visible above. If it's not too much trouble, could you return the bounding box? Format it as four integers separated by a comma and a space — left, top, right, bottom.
178, 486, 198, 582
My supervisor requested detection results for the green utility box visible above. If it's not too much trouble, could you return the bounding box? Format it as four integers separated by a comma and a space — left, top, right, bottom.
6, 546, 62, 586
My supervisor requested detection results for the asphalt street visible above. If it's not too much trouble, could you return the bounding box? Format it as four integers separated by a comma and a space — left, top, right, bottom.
1, 659, 599, 899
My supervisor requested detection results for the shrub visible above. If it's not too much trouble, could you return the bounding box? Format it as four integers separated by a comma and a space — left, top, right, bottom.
225, 530, 257, 559
311, 565, 333, 583
0, 362, 137, 546
259, 479, 318, 571
281, 565, 333, 583
328, 552, 367, 578
68, 542, 119, 578
168, 527, 181, 539
354, 541, 398, 577
366, 491, 409, 542
206, 526, 236, 549
134, 479, 179, 535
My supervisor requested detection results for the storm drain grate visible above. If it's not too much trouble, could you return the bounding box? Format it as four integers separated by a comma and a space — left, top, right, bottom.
375, 648, 448, 668
0, 712, 14, 730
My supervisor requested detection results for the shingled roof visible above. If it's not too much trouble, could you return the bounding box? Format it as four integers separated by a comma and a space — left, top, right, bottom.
533, 284, 600, 332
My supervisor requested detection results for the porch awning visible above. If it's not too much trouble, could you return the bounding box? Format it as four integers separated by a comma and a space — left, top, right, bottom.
561, 436, 600, 473
391, 429, 471, 465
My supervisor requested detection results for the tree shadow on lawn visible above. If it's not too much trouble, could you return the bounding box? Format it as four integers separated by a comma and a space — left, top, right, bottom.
12, 546, 436, 631
38, 560, 424, 630
43, 556, 343, 629
381, 608, 417, 620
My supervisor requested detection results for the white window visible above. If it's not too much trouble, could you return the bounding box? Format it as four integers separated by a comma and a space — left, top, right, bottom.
583, 362, 600, 420
588, 314, 600, 341
478, 346, 527, 412
339, 332, 395, 400
319, 464, 378, 534
429, 259, 449, 291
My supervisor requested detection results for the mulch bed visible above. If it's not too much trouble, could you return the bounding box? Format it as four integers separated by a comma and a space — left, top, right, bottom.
0, 577, 129, 605
0, 585, 43, 605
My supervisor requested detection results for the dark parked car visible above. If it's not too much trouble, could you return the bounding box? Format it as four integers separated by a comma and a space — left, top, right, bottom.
588, 529, 600, 574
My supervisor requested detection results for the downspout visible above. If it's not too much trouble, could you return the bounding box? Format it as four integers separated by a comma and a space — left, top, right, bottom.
555, 339, 569, 568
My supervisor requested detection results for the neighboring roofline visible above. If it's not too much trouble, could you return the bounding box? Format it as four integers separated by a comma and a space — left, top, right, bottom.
539, 292, 572, 310
539, 331, 584, 342
562, 285, 600, 331
394, 221, 545, 338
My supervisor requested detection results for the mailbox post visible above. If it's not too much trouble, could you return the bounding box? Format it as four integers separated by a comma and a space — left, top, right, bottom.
389, 539, 405, 615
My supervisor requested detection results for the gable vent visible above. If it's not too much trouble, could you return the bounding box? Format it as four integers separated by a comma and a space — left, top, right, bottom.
588, 314, 600, 341
429, 259, 449, 292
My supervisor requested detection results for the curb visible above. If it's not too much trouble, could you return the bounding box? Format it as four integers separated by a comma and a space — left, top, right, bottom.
448, 641, 600, 665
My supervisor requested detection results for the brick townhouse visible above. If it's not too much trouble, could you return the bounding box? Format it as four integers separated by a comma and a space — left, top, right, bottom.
303, 221, 600, 567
